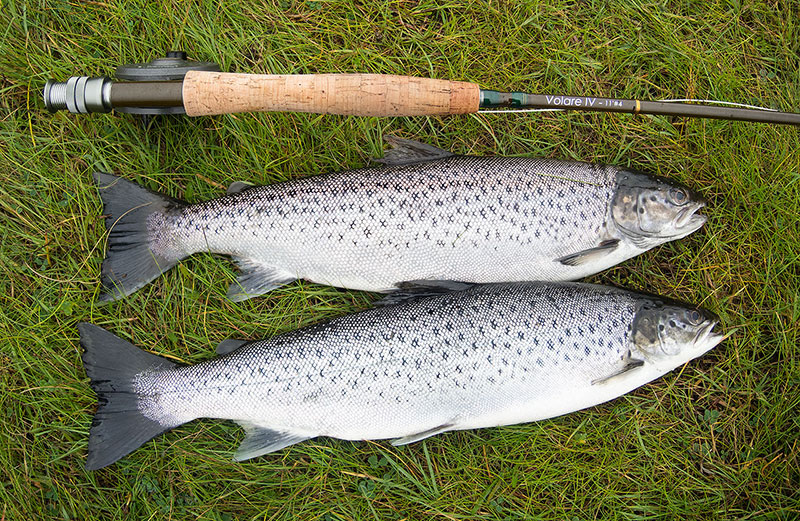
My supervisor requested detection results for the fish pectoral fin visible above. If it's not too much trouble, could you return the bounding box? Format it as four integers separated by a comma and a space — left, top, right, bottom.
591, 356, 645, 385
226, 181, 257, 195
374, 135, 454, 166
375, 280, 476, 307
390, 423, 455, 446
216, 339, 249, 355
233, 421, 310, 461
227, 258, 296, 302
557, 239, 620, 267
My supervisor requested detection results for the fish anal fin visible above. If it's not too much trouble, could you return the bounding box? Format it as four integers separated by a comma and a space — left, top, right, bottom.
375, 280, 475, 307
233, 421, 310, 461
391, 423, 455, 446
227, 181, 257, 195
228, 258, 296, 302
558, 239, 620, 267
591, 356, 645, 385
216, 339, 249, 355
375, 135, 454, 166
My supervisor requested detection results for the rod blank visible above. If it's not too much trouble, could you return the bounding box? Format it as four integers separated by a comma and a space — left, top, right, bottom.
479, 91, 800, 126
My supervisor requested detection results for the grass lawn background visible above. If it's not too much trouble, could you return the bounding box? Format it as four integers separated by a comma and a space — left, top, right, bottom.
1, 1, 798, 519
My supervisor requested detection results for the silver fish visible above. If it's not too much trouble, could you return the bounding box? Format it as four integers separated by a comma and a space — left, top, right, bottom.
79, 281, 726, 469
94, 137, 706, 302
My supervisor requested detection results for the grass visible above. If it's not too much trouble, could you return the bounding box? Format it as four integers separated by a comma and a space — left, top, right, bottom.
1, 0, 798, 519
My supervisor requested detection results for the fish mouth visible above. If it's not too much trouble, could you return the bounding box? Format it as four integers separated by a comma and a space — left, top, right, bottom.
692, 319, 728, 353
674, 202, 707, 231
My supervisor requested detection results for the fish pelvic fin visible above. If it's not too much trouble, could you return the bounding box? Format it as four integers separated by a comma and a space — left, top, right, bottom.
233, 421, 310, 461
375, 280, 476, 307
79, 323, 180, 470
375, 135, 454, 166
227, 258, 296, 302
94, 172, 188, 303
391, 423, 455, 446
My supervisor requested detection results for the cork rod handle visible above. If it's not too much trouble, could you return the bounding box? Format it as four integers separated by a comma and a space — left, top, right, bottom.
182, 71, 481, 117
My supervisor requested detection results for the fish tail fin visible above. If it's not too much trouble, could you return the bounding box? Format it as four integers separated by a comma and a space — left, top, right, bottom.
79, 323, 181, 470
94, 172, 188, 302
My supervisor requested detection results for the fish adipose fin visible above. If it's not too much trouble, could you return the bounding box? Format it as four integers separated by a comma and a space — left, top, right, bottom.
591, 354, 645, 385
375, 280, 476, 307
375, 135, 454, 166
79, 323, 180, 470
94, 172, 188, 303
226, 181, 257, 195
227, 258, 297, 302
557, 239, 620, 267
391, 423, 455, 446
216, 339, 249, 355
233, 421, 310, 461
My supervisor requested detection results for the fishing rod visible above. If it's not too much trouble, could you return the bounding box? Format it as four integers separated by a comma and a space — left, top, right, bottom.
43, 52, 800, 125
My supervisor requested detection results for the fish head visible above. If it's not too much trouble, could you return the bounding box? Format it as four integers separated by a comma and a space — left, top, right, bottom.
611, 170, 706, 249
630, 297, 725, 369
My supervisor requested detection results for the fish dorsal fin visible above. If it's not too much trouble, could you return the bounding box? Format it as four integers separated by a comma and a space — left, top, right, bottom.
557, 239, 620, 267
375, 135, 454, 166
591, 353, 645, 385
233, 421, 310, 461
375, 280, 475, 307
216, 339, 249, 355
227, 181, 257, 195
391, 423, 455, 446
228, 258, 297, 302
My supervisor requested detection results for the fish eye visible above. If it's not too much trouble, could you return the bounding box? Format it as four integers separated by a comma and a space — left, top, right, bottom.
687, 310, 703, 325
669, 188, 688, 205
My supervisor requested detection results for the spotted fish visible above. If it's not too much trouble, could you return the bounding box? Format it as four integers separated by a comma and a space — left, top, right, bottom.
79, 281, 726, 469
94, 137, 706, 302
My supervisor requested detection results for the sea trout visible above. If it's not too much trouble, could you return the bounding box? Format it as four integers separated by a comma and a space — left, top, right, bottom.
79, 281, 725, 469
94, 137, 706, 302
